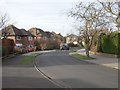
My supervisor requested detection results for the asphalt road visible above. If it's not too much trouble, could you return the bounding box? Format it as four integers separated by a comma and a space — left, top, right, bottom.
2, 55, 58, 88
35, 51, 118, 88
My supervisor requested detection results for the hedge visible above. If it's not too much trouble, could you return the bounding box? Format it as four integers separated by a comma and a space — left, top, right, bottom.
97, 32, 119, 55
2, 39, 15, 56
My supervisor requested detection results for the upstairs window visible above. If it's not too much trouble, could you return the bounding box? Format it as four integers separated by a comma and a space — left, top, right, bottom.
28, 36, 33, 41
16, 36, 21, 40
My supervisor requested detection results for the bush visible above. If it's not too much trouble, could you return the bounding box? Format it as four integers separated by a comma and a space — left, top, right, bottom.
97, 32, 119, 55
34, 39, 47, 50
2, 39, 15, 56
46, 39, 60, 50
68, 43, 78, 47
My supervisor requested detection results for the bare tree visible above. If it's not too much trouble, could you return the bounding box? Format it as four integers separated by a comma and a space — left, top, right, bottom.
99, 2, 120, 31
69, 2, 108, 57
0, 12, 12, 39
0, 12, 10, 29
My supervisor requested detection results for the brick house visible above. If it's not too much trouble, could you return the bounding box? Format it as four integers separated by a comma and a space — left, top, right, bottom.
50, 31, 65, 44
28, 27, 48, 50
28, 28, 64, 42
28, 27, 48, 40
1, 25, 35, 52
66, 34, 79, 45
28, 28, 64, 50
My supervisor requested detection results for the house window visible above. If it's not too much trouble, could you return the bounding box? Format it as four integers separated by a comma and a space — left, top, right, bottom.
15, 43, 23, 48
16, 36, 21, 40
28, 45, 33, 48
28, 36, 33, 41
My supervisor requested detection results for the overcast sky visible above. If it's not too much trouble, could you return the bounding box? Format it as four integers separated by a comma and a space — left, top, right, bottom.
1, 0, 116, 36
0, 0, 85, 36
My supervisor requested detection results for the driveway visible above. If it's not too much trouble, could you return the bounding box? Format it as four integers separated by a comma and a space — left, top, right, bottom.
2, 54, 58, 88
35, 51, 118, 88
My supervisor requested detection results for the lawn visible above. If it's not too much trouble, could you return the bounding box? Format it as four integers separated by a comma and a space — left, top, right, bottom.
19, 55, 35, 64
70, 54, 95, 60
70, 50, 77, 52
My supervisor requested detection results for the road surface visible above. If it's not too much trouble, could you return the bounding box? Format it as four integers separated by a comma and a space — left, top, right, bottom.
35, 51, 118, 88
2, 55, 58, 88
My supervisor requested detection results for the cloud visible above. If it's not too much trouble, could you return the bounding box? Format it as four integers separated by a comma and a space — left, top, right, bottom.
1, 0, 79, 36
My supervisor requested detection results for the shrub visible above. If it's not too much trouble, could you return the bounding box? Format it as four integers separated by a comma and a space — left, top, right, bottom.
46, 39, 60, 50
2, 39, 15, 56
97, 32, 119, 55
68, 43, 78, 47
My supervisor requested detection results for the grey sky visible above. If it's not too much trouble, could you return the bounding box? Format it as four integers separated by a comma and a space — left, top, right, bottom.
0, 0, 83, 36
0, 0, 118, 36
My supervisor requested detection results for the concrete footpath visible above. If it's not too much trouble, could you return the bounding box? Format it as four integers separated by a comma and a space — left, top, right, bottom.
70, 49, 119, 70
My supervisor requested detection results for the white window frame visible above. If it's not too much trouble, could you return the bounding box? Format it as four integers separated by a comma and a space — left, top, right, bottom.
28, 36, 33, 41
16, 36, 21, 40
15, 43, 23, 48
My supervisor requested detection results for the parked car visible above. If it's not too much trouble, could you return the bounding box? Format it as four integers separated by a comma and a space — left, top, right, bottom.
60, 43, 69, 50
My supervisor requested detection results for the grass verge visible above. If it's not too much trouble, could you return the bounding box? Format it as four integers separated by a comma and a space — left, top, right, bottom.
70, 50, 77, 52
19, 53, 38, 64
19, 55, 35, 64
70, 54, 95, 60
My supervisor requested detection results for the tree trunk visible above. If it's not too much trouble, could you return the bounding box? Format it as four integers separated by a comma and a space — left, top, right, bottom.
86, 42, 89, 57
85, 31, 90, 57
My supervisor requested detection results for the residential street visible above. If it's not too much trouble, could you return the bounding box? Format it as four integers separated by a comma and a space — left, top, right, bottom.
2, 50, 118, 88
1, 0, 119, 89
35, 51, 118, 88
2, 55, 59, 88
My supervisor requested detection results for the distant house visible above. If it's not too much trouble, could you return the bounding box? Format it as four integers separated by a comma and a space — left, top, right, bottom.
66, 34, 79, 45
28, 28, 64, 42
1, 25, 35, 52
28, 27, 48, 41
51, 32, 65, 43
28, 27, 49, 50
28, 28, 64, 50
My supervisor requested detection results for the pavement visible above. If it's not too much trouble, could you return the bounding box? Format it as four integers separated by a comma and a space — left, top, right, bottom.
70, 49, 119, 70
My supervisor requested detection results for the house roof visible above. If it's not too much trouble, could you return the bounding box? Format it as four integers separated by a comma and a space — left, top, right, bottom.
45, 31, 53, 38
1, 25, 34, 36
28, 28, 64, 39
28, 27, 48, 37
20, 29, 34, 36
